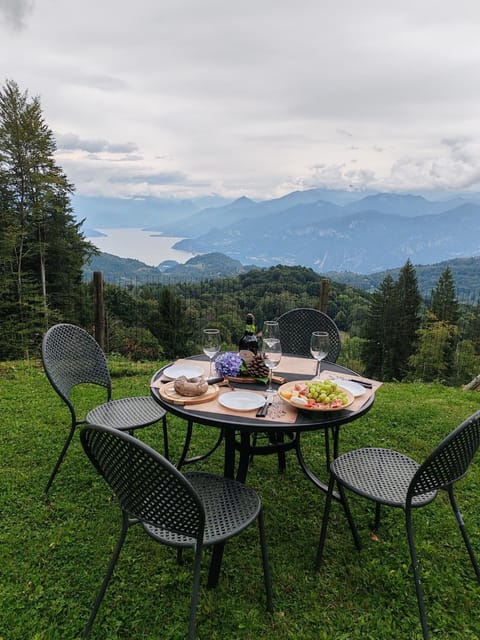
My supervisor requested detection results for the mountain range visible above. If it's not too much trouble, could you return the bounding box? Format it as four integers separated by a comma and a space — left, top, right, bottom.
75, 189, 480, 274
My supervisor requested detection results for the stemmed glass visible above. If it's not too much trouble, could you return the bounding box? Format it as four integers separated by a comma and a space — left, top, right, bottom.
262, 321, 282, 395
202, 328, 221, 379
310, 331, 330, 380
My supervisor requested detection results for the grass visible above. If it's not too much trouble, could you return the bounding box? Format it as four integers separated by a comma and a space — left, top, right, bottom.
1, 359, 480, 639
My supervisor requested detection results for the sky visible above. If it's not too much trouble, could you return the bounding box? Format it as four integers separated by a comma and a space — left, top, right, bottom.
2, 0, 480, 202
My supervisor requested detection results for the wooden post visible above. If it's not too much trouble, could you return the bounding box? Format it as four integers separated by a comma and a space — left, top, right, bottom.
319, 278, 330, 312
93, 271, 105, 350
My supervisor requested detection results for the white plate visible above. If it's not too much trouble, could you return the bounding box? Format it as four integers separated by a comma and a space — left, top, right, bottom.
330, 378, 366, 397
163, 364, 205, 380
218, 391, 265, 412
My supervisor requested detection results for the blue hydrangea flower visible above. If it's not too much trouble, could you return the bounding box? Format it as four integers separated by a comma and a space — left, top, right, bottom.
215, 351, 243, 377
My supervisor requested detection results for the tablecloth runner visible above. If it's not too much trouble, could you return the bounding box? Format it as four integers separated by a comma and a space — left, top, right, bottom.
151, 357, 382, 424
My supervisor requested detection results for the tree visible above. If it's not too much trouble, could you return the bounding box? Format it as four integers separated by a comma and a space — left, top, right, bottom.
0, 79, 95, 357
431, 266, 459, 323
394, 259, 421, 378
362, 260, 421, 381
362, 274, 398, 380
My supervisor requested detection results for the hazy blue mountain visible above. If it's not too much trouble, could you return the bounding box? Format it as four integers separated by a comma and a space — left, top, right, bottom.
147, 196, 258, 236
343, 192, 467, 216
73, 195, 200, 228
326, 256, 480, 301
174, 202, 480, 273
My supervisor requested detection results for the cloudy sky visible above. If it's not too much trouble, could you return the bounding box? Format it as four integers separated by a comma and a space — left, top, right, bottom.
2, 0, 480, 202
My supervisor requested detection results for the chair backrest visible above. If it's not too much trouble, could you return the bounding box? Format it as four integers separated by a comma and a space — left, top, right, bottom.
276, 308, 341, 361
42, 323, 111, 407
408, 410, 480, 501
81, 425, 205, 539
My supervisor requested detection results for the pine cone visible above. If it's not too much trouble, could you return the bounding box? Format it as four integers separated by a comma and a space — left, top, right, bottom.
246, 354, 269, 378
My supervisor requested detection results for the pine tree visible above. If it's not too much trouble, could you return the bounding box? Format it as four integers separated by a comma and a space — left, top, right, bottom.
0, 79, 95, 357
362, 274, 397, 380
431, 266, 459, 323
394, 259, 421, 378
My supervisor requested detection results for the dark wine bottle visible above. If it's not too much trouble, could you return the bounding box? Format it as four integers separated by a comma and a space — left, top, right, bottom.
238, 312, 258, 354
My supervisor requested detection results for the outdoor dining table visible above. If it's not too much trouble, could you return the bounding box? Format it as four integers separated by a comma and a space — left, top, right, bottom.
150, 354, 380, 586
150, 354, 378, 487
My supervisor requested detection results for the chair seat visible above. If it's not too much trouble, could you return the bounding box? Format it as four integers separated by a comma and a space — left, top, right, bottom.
331, 447, 437, 507
143, 472, 261, 546
86, 396, 166, 431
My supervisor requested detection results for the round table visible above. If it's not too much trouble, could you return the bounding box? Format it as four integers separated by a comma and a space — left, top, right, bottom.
150, 356, 375, 486
151, 355, 375, 586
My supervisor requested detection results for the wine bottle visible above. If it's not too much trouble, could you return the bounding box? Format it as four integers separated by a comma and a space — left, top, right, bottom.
238, 312, 258, 354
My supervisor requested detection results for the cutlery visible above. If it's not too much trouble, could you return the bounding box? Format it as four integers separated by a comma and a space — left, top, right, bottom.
256, 397, 271, 417
348, 378, 373, 389
207, 376, 224, 385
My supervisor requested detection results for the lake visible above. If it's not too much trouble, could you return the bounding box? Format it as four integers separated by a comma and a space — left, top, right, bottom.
86, 228, 197, 266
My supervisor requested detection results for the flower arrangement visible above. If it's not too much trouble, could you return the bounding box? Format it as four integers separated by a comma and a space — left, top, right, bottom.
214, 351, 243, 378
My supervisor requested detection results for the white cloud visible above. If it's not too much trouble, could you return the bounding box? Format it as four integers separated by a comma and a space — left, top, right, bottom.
2, 0, 480, 200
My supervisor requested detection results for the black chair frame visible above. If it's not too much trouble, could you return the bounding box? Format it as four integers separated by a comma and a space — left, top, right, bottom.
42, 323, 168, 491
80, 424, 273, 639
316, 410, 480, 640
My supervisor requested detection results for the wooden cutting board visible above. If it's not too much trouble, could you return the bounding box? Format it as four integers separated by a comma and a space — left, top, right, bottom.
226, 374, 286, 385
159, 381, 220, 405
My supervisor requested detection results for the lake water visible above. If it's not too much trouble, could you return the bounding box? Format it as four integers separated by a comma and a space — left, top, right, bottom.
86, 228, 197, 266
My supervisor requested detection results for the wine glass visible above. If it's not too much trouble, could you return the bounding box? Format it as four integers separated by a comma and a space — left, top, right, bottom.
262, 322, 282, 395
203, 328, 221, 379
310, 331, 330, 380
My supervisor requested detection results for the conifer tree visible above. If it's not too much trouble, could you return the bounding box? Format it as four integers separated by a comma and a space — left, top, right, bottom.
394, 258, 421, 378
0, 79, 95, 357
431, 266, 459, 323
362, 274, 397, 379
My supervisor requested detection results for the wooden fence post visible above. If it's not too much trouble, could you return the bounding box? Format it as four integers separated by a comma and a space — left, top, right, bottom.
93, 271, 105, 349
319, 278, 330, 312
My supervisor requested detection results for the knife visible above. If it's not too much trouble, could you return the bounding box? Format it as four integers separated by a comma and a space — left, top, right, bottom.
256, 398, 271, 417
207, 376, 224, 385
348, 378, 373, 389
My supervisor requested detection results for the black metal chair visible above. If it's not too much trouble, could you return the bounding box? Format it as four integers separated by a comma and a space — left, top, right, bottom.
41, 323, 168, 492
80, 424, 273, 640
277, 307, 341, 362
240, 309, 342, 476
316, 410, 480, 640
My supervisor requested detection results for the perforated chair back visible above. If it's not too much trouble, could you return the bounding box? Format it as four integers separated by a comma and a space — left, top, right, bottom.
42, 323, 112, 415
409, 411, 480, 502
80, 425, 272, 639
81, 425, 204, 539
277, 308, 341, 361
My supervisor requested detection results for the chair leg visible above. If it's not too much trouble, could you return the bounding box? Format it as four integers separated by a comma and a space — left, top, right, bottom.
162, 414, 169, 460
258, 507, 274, 612
188, 544, 203, 640
405, 507, 430, 640
448, 487, 480, 580
337, 483, 362, 551
45, 424, 76, 492
84, 512, 129, 638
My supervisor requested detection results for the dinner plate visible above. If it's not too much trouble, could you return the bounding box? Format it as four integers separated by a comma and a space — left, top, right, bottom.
218, 391, 266, 412
278, 380, 354, 412
329, 378, 366, 397
163, 364, 205, 380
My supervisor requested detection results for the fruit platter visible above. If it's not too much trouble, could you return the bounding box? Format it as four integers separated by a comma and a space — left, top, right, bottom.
278, 379, 354, 412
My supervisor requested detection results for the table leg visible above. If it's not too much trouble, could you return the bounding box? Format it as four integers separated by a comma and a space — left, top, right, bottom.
295, 429, 340, 500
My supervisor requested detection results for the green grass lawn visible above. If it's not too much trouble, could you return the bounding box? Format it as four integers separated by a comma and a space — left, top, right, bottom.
1, 360, 480, 639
